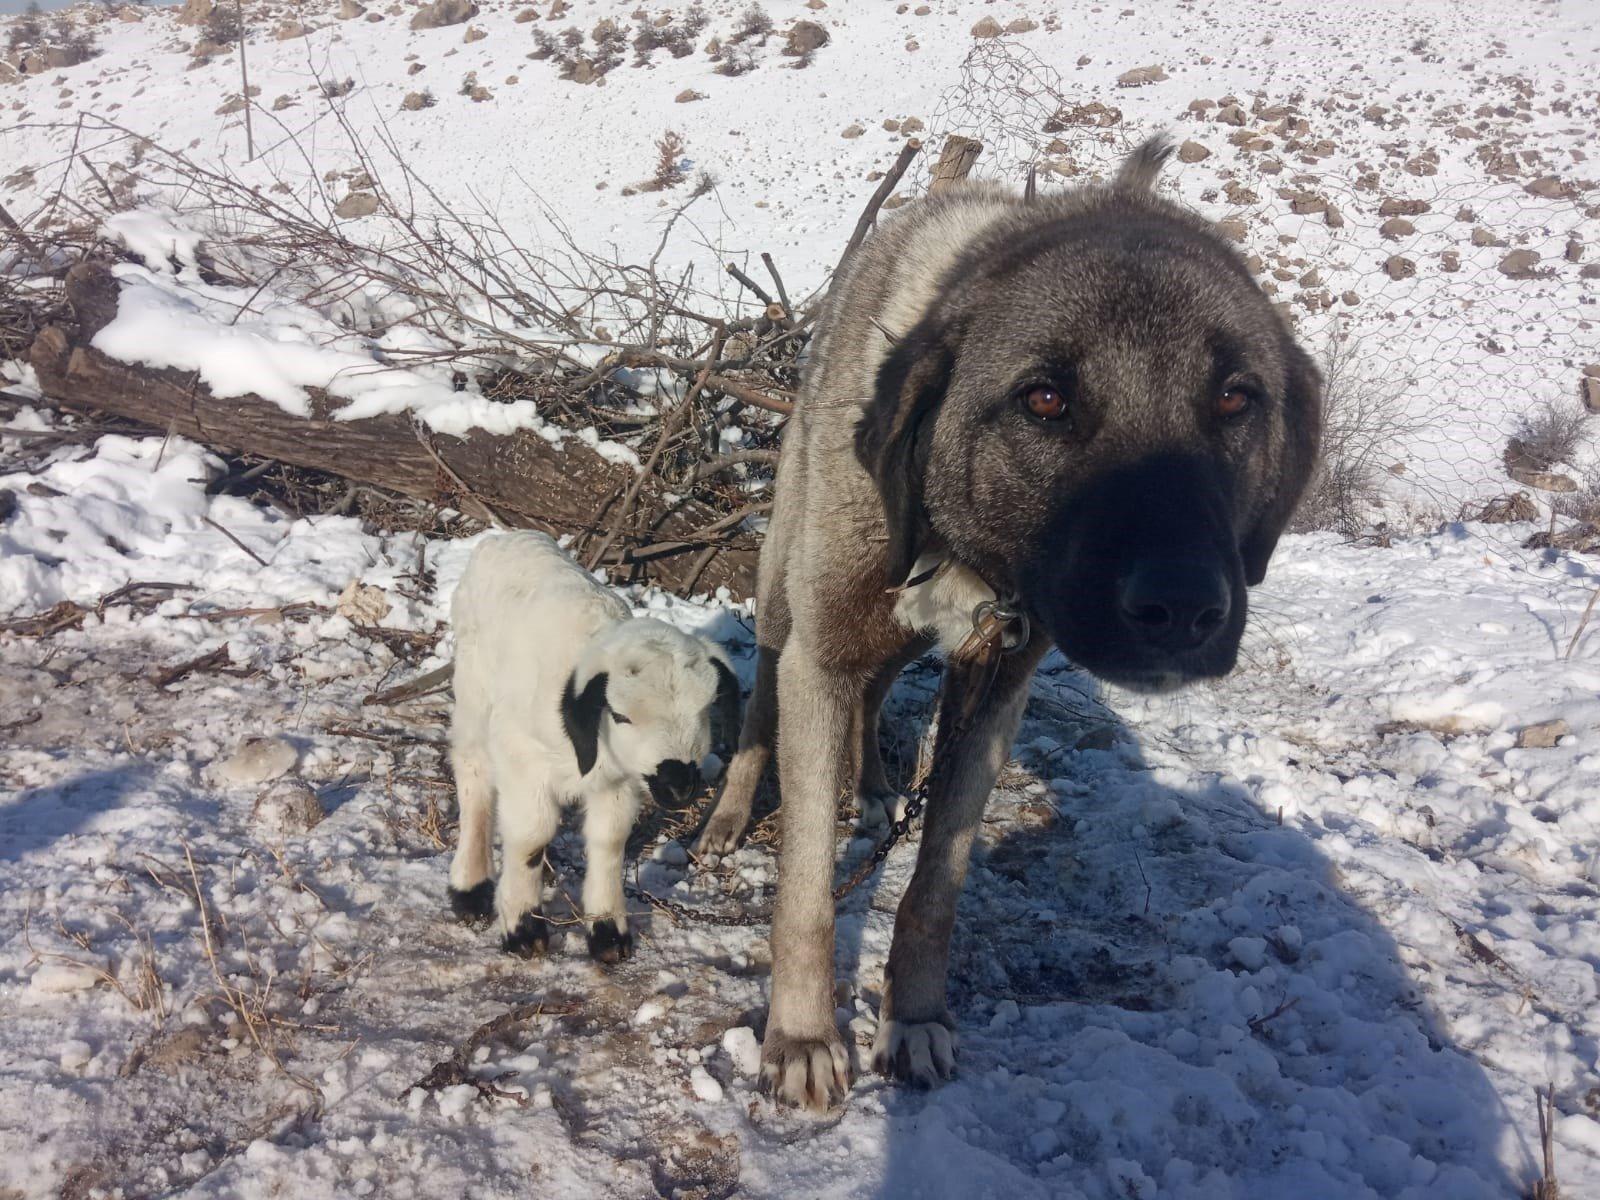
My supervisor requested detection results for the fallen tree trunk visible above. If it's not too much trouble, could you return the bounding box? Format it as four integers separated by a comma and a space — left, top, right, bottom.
29, 262, 759, 599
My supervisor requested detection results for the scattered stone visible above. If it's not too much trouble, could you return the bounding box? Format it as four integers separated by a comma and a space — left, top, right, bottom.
970, 16, 1002, 38
215, 94, 247, 115
1497, 249, 1541, 278
401, 90, 433, 110
410, 0, 477, 31
253, 777, 326, 835
337, 0, 366, 18
1524, 176, 1569, 200
1379, 216, 1415, 239
1470, 227, 1506, 247
514, 6, 536, 21
31, 961, 103, 995
176, 0, 212, 25
1216, 103, 1247, 126
1507, 466, 1577, 493
1177, 139, 1210, 163
1116, 64, 1167, 87
783, 20, 828, 56
900, 116, 924, 133
674, 88, 703, 103
462, 25, 486, 42
1515, 719, 1569, 750
274, 20, 306, 39
1323, 203, 1345, 229
1216, 217, 1248, 243
1378, 197, 1430, 216
1341, 290, 1360, 306
1005, 17, 1037, 33
215, 736, 299, 786
1580, 372, 1600, 415
1566, 238, 1584, 263
840, 123, 864, 139
1383, 255, 1416, 281
1440, 250, 1460, 272
1287, 192, 1327, 216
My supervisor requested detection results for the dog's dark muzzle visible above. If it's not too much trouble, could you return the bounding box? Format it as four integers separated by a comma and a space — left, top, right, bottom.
1022, 453, 1248, 690
646, 759, 702, 808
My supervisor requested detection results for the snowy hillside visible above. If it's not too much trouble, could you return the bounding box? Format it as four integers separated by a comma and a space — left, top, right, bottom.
3, 1, 1600, 1197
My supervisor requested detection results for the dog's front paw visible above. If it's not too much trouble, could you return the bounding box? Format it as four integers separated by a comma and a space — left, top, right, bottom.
871, 1016, 957, 1088
695, 806, 750, 857
761, 1028, 851, 1111
855, 788, 908, 836
586, 918, 634, 964
448, 879, 496, 927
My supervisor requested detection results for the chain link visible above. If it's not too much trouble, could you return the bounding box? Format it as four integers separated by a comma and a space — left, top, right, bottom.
621, 600, 1027, 925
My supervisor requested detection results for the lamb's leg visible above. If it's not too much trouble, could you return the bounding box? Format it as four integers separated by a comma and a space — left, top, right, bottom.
581, 784, 644, 963
494, 775, 561, 959
447, 740, 496, 926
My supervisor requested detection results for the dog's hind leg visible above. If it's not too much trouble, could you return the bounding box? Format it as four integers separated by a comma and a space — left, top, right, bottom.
854, 635, 932, 834
762, 646, 856, 1110
697, 583, 791, 856
871, 638, 1047, 1088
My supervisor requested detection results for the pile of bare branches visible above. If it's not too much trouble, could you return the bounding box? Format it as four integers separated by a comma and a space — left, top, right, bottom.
2, 105, 929, 595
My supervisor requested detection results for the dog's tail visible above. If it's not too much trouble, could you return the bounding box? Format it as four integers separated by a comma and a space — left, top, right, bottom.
1113, 134, 1174, 193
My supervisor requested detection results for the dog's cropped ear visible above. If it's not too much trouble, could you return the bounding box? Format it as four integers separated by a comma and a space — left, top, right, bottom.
560, 669, 609, 776
1242, 342, 1323, 586
854, 317, 956, 587
707, 650, 742, 754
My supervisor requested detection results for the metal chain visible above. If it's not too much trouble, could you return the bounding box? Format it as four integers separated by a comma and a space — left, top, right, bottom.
622, 599, 1028, 925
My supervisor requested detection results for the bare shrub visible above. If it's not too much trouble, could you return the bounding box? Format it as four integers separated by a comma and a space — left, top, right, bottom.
205, 3, 242, 45
1291, 335, 1422, 536
320, 76, 356, 100
639, 130, 686, 192
632, 5, 706, 65
6, 1, 42, 51
590, 17, 626, 74
1553, 468, 1600, 524
728, 4, 771, 45
529, 26, 558, 59
1504, 402, 1589, 475
715, 44, 757, 77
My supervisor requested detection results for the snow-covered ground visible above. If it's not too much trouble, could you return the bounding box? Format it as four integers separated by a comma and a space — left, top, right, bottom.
4, 0, 1600, 1197
3, 419, 1599, 1199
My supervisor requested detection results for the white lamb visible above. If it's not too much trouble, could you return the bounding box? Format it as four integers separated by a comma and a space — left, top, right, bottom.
447, 531, 739, 962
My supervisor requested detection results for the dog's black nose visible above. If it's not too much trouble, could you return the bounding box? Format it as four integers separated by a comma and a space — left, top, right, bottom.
1118, 560, 1231, 652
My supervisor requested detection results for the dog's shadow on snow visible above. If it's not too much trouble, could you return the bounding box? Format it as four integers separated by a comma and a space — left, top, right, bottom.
0, 762, 180, 862
822, 649, 1529, 1199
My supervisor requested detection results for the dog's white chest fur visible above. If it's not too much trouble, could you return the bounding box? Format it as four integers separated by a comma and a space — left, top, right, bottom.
891, 552, 998, 653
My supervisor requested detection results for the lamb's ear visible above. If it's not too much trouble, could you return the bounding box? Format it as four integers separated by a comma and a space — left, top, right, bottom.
560, 670, 609, 777
707, 652, 742, 754
1242, 342, 1323, 586
853, 317, 955, 588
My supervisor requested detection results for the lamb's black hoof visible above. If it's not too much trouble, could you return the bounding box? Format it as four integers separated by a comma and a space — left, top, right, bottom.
501, 912, 550, 959
586, 919, 634, 965
448, 880, 496, 927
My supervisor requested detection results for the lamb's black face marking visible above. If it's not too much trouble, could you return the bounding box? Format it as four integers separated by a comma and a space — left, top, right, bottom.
859, 194, 1321, 692
646, 759, 701, 809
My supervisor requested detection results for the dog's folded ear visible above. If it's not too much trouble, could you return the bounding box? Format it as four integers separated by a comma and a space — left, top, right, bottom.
561, 669, 609, 776
708, 652, 742, 754
854, 317, 956, 587
1242, 342, 1323, 586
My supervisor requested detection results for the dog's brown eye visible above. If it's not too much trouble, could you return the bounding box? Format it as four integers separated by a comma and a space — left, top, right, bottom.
1022, 386, 1068, 421
1217, 389, 1251, 418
